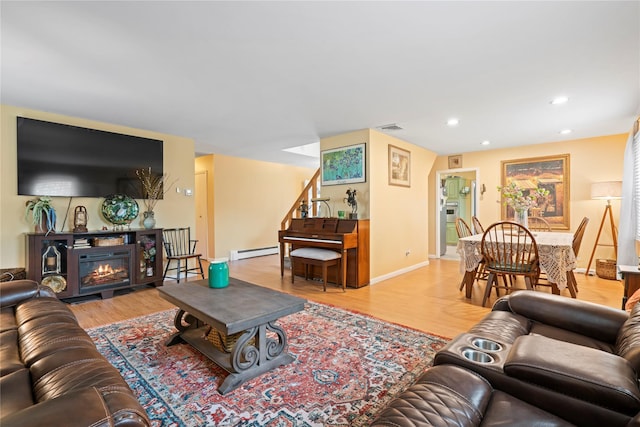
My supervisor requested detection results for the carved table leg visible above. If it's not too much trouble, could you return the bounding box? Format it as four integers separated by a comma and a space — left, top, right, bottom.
166, 309, 202, 346
218, 321, 294, 395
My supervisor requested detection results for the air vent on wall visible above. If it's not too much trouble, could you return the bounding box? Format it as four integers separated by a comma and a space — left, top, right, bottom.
378, 123, 403, 131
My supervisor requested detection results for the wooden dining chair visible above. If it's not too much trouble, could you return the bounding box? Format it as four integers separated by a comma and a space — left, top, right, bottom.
568, 217, 590, 293
528, 216, 552, 232
471, 216, 484, 235
455, 217, 473, 238
528, 216, 551, 287
572, 217, 590, 259
480, 221, 540, 307
456, 217, 488, 290
162, 227, 205, 283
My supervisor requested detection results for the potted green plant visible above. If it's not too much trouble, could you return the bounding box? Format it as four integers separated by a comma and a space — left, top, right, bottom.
25, 196, 56, 234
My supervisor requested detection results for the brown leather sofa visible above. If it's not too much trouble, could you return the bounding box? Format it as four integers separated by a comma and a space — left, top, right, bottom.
372, 291, 640, 426
0, 279, 149, 427
371, 364, 580, 426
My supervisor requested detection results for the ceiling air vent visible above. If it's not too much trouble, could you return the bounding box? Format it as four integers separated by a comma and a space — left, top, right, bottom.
378, 123, 403, 131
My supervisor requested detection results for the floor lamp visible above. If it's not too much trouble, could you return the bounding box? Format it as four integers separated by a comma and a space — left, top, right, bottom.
585, 181, 622, 275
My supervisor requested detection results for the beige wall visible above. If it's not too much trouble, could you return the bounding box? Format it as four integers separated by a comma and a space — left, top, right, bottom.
319, 129, 438, 281
0, 105, 196, 269
428, 133, 627, 268
369, 130, 438, 279
206, 154, 315, 259
319, 129, 371, 219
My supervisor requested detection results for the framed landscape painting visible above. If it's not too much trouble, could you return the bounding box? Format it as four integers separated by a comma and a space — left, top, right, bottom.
501, 154, 570, 230
321, 143, 366, 186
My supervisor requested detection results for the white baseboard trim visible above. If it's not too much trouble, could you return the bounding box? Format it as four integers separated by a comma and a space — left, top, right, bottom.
370, 260, 430, 285
229, 246, 280, 261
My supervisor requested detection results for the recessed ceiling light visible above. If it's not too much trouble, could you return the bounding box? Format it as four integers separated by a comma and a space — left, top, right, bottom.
481, 140, 490, 146
446, 118, 459, 126
559, 129, 572, 135
551, 96, 569, 105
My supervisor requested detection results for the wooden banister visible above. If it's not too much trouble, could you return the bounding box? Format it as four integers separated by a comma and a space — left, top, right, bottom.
281, 168, 321, 231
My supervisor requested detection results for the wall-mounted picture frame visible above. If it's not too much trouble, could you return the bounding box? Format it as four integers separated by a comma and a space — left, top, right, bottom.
448, 155, 462, 169
501, 154, 570, 230
388, 145, 411, 187
321, 143, 366, 186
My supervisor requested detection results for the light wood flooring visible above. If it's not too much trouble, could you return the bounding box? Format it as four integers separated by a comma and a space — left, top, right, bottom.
69, 255, 624, 339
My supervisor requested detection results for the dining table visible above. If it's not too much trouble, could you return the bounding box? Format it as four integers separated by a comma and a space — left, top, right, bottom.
456, 231, 577, 299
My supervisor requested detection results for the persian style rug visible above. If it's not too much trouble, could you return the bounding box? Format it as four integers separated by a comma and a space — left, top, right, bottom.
87, 302, 449, 426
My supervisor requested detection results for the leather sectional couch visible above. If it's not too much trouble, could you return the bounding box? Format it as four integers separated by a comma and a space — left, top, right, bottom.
0, 279, 149, 427
372, 291, 640, 426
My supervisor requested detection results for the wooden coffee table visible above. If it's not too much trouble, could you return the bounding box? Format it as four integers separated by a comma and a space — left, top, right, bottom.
158, 278, 306, 394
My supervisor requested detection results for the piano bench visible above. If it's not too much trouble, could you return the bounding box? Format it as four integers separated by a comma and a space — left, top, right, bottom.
290, 248, 344, 292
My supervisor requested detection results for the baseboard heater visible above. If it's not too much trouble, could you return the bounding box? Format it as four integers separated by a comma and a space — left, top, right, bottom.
229, 246, 279, 261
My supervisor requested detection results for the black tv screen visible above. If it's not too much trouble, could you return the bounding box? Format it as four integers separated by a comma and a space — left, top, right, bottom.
17, 117, 163, 198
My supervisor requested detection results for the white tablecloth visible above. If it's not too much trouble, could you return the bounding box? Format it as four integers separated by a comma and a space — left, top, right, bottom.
457, 232, 576, 289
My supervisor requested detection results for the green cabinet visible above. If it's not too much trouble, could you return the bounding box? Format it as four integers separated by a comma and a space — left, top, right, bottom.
445, 178, 461, 198
446, 223, 458, 245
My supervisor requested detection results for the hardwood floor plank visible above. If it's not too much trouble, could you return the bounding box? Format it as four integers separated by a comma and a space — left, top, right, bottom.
69, 255, 624, 339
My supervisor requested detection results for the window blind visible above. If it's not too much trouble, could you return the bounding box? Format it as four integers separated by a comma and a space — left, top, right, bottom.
634, 131, 640, 240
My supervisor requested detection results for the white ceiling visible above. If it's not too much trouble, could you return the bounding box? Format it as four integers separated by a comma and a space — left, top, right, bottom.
2, 1, 639, 170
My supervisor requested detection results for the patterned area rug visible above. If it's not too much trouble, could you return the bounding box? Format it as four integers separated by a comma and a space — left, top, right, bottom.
87, 302, 449, 426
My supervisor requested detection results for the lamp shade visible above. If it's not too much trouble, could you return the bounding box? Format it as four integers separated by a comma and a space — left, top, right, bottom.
591, 181, 622, 200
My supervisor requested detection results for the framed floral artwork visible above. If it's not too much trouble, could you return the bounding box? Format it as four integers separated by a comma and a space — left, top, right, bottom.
321, 143, 366, 186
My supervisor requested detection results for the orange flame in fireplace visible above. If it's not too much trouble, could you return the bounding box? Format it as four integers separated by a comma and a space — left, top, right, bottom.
97, 264, 115, 276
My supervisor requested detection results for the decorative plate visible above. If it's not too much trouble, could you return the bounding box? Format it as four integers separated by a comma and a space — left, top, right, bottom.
101, 194, 139, 225
42, 275, 67, 293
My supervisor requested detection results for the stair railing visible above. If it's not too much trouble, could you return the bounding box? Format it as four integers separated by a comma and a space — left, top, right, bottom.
280, 168, 320, 231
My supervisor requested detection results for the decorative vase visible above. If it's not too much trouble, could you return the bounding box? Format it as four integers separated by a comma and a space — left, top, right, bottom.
515, 209, 528, 228
146, 259, 154, 277
35, 207, 56, 234
208, 258, 229, 288
143, 211, 156, 229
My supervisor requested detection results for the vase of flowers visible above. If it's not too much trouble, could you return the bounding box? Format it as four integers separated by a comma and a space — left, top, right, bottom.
136, 167, 176, 229
497, 182, 549, 228
515, 209, 529, 228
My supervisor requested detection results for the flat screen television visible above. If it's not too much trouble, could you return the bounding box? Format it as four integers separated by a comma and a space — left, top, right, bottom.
17, 117, 163, 198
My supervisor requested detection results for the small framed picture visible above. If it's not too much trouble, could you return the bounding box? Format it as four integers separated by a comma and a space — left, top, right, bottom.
448, 155, 462, 169
388, 145, 411, 187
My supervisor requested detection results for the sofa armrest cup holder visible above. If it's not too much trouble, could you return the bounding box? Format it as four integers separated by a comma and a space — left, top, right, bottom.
435, 333, 510, 371
471, 337, 503, 352
462, 348, 495, 364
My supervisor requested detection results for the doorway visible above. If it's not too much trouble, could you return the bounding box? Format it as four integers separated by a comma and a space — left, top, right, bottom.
435, 168, 479, 259
194, 171, 209, 260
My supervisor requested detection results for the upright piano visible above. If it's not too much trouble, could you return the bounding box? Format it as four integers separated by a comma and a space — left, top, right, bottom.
278, 218, 369, 288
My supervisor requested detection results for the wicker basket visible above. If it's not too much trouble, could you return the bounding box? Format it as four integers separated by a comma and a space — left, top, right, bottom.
94, 236, 124, 247
206, 327, 255, 353
0, 268, 27, 282
596, 259, 617, 280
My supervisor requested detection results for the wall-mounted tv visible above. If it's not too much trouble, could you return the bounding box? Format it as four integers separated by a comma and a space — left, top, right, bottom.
17, 117, 163, 198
